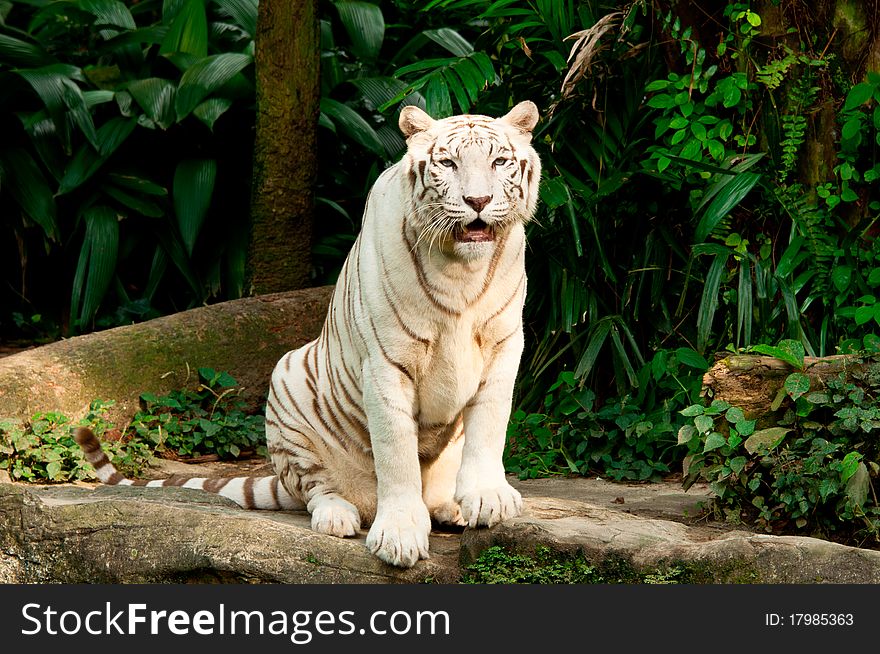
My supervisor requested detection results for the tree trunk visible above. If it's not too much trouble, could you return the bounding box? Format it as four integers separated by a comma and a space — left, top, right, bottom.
246, 0, 320, 294
752, 1, 880, 209
701, 353, 880, 420
0, 286, 334, 427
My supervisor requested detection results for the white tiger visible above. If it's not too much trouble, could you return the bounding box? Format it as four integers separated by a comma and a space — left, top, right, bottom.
76, 100, 542, 568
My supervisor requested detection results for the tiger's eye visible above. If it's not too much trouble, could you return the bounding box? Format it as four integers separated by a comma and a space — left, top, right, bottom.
493, 157, 509, 167
438, 159, 457, 169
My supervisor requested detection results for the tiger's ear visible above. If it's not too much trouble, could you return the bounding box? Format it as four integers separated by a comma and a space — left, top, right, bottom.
499, 100, 539, 134
399, 105, 435, 138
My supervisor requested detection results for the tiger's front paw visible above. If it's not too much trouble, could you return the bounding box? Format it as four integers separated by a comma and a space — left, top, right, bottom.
455, 482, 522, 528
366, 501, 431, 568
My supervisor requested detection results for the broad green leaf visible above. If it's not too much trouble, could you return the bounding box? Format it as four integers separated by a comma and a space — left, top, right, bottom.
645, 79, 669, 92
729, 456, 747, 475
160, 0, 208, 58
107, 173, 168, 196
350, 76, 410, 110
424, 28, 473, 56
725, 406, 745, 424
610, 325, 638, 388
844, 82, 874, 112
677, 424, 696, 445
680, 404, 704, 417
831, 265, 851, 292
694, 171, 760, 243
193, 97, 233, 130
841, 116, 862, 144
647, 94, 674, 109
155, 226, 204, 300
736, 418, 756, 436
694, 414, 714, 434
855, 305, 875, 325
174, 52, 252, 120
539, 177, 569, 209
71, 206, 120, 329
334, 0, 385, 61
0, 148, 59, 241
80, 0, 137, 31
212, 0, 257, 37
173, 158, 217, 256
703, 432, 726, 452
0, 33, 55, 67
743, 427, 790, 454
676, 347, 709, 370
784, 372, 810, 401
15, 64, 98, 152
443, 67, 471, 113
751, 339, 804, 369
573, 319, 611, 379
423, 72, 452, 118
845, 462, 869, 507
737, 258, 752, 347
127, 77, 177, 128
104, 184, 164, 217
320, 98, 385, 156
775, 236, 807, 278
696, 252, 728, 353
83, 90, 116, 108
58, 117, 137, 195
840, 452, 863, 483
46, 461, 63, 480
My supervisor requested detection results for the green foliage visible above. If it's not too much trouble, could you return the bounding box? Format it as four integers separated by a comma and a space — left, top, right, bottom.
505, 348, 705, 481
0, 400, 153, 482
461, 546, 687, 584
130, 367, 266, 459
461, 546, 603, 584
679, 357, 880, 542
0, 0, 257, 334
0, 369, 263, 483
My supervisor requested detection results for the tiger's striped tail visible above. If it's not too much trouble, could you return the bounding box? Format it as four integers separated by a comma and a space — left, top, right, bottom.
73, 428, 304, 511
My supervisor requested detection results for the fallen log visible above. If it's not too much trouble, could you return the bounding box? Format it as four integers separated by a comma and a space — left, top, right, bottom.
0, 286, 334, 426
701, 353, 879, 420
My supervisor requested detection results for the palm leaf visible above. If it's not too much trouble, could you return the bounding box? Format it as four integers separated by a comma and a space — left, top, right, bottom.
574, 318, 612, 379
173, 158, 217, 256
320, 98, 385, 156
0, 148, 59, 241
126, 77, 177, 128
737, 258, 753, 347
696, 252, 729, 353
174, 52, 252, 120
0, 33, 55, 67
58, 117, 137, 195
160, 0, 208, 58
693, 171, 761, 243
212, 0, 257, 37
333, 0, 384, 62
71, 206, 120, 330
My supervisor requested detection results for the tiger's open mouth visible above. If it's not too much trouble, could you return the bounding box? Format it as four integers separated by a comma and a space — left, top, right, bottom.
453, 218, 495, 243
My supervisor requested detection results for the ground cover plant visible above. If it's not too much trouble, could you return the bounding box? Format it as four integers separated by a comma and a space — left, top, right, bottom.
679, 339, 880, 546
0, 368, 263, 482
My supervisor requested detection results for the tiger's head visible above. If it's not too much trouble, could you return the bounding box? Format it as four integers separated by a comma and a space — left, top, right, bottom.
399, 101, 541, 261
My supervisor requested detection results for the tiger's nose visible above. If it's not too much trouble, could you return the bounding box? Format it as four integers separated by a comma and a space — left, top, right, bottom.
463, 195, 492, 213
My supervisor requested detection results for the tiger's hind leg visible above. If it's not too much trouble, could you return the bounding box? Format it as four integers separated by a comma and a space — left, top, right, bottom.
269, 436, 364, 538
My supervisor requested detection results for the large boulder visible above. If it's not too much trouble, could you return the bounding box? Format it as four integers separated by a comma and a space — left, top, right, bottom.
0, 287, 334, 426
3, 473, 880, 584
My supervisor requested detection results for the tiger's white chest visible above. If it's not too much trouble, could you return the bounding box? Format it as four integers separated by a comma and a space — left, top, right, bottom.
415, 322, 484, 426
